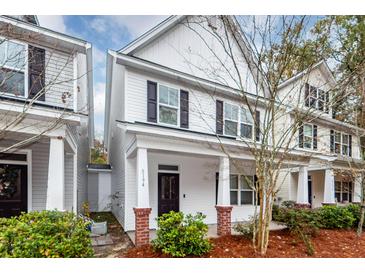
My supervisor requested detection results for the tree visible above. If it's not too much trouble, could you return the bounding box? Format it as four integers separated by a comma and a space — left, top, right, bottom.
90, 139, 107, 164
181, 15, 363, 255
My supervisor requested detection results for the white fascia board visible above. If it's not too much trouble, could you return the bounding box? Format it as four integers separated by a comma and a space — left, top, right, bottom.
104, 51, 114, 150
119, 16, 184, 55
0, 16, 91, 54
0, 101, 82, 125
114, 52, 267, 105
86, 45, 94, 148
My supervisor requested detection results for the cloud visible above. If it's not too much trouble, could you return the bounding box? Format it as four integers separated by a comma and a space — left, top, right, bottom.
37, 15, 67, 33
93, 82, 105, 116
90, 17, 108, 33
93, 46, 105, 67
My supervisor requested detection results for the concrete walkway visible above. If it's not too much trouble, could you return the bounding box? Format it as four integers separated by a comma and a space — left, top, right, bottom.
127, 222, 286, 245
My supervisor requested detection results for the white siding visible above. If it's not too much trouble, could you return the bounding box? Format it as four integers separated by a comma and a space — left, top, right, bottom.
64, 152, 74, 211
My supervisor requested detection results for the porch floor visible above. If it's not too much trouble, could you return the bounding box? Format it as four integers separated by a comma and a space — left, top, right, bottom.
126, 222, 286, 245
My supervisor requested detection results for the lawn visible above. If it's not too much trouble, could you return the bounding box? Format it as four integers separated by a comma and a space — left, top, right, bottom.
124, 229, 365, 258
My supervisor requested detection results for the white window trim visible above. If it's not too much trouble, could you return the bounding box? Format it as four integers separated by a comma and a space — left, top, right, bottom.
0, 36, 29, 98
333, 130, 351, 157
335, 180, 353, 203
157, 82, 180, 127
230, 174, 256, 206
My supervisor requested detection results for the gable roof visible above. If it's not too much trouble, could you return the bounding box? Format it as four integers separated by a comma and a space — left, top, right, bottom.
278, 60, 337, 90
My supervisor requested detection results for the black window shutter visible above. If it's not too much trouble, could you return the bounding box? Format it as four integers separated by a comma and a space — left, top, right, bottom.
254, 175, 260, 206
147, 80, 157, 123
255, 110, 261, 142
325, 91, 329, 114
298, 123, 304, 148
313, 125, 318, 150
330, 130, 335, 153
28, 45, 45, 101
349, 135, 352, 157
215, 172, 219, 205
304, 83, 310, 107
180, 90, 189, 128
216, 100, 223, 134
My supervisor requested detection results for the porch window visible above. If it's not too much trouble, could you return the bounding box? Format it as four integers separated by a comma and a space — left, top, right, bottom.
224, 102, 238, 136
303, 124, 313, 149
240, 107, 254, 139
335, 181, 353, 203
230, 174, 256, 206
158, 84, 179, 126
0, 39, 27, 97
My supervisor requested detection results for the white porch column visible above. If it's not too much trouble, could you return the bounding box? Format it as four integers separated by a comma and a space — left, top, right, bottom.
136, 148, 149, 208
296, 166, 309, 205
353, 174, 362, 203
323, 168, 335, 204
46, 137, 65, 211
217, 156, 230, 205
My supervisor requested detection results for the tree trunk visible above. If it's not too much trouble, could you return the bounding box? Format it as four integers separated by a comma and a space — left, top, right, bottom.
357, 205, 365, 236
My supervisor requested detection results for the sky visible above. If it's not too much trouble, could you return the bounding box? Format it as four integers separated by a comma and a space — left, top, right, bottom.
37, 15, 168, 140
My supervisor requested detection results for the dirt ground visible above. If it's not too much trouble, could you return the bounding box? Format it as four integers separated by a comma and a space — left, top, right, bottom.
124, 229, 365, 258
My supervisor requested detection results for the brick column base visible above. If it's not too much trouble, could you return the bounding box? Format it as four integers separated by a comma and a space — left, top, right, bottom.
133, 208, 152, 247
215, 205, 233, 236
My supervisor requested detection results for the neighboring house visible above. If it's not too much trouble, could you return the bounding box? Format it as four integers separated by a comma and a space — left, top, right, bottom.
104, 15, 364, 247
275, 61, 364, 208
0, 15, 94, 217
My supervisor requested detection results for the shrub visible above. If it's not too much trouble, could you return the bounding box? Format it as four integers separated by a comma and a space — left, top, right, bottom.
0, 210, 94, 258
151, 211, 212, 257
345, 204, 361, 224
317, 205, 356, 229
281, 200, 296, 209
233, 216, 258, 239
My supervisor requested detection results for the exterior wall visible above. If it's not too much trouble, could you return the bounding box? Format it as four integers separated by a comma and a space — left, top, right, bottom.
134, 16, 259, 95
87, 172, 99, 212
124, 150, 257, 231
64, 152, 74, 211
124, 67, 265, 136
87, 171, 112, 212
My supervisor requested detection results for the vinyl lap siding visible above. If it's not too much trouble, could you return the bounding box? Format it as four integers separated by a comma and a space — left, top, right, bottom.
45, 50, 74, 108
64, 152, 74, 211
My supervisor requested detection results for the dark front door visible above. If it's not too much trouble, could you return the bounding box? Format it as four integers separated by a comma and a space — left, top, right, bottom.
158, 173, 179, 216
0, 164, 28, 218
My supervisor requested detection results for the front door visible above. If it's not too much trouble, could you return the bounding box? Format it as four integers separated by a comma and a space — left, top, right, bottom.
0, 164, 28, 218
158, 173, 179, 216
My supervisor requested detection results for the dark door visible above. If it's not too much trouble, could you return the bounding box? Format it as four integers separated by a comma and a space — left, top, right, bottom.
158, 173, 179, 216
308, 175, 312, 206
0, 164, 28, 218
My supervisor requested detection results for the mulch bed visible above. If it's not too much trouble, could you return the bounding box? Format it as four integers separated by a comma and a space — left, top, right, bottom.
125, 229, 365, 258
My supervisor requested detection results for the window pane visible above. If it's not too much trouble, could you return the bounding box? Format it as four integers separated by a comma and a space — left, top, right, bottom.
241, 191, 253, 205
7, 41, 25, 70
241, 175, 253, 190
318, 100, 324, 111
335, 181, 341, 192
159, 85, 169, 104
335, 132, 341, 142
225, 120, 237, 136
304, 136, 312, 149
342, 134, 349, 144
240, 108, 253, 124
230, 191, 238, 205
231, 105, 238, 121
168, 88, 178, 107
230, 175, 238, 189
319, 89, 325, 101
335, 192, 341, 202
342, 145, 348, 156
159, 106, 177, 125
342, 182, 349, 193
0, 69, 25, 96
224, 103, 232, 119
304, 124, 312, 136
240, 123, 252, 139
335, 143, 341, 154
0, 40, 6, 65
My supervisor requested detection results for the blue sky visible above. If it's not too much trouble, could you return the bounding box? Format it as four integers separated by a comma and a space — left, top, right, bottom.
37, 15, 168, 140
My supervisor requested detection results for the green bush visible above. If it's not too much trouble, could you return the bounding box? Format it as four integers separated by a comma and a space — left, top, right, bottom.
151, 211, 212, 257
345, 204, 361, 224
233, 216, 258, 239
0, 210, 94, 258
317, 205, 356, 229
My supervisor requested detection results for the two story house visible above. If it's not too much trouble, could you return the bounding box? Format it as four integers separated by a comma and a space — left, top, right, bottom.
104, 15, 364, 247
0, 16, 94, 217
276, 60, 364, 208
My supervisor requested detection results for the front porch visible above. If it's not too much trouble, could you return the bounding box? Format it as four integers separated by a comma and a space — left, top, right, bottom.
289, 166, 362, 208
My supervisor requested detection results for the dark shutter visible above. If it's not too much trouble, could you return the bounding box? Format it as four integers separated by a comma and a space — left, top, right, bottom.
325, 91, 329, 114
255, 110, 261, 142
330, 130, 335, 153
313, 125, 318, 150
299, 123, 304, 148
215, 172, 219, 205
216, 100, 223, 134
349, 135, 352, 157
147, 80, 157, 123
180, 90, 189, 128
28, 45, 45, 101
254, 175, 260, 206
304, 83, 310, 107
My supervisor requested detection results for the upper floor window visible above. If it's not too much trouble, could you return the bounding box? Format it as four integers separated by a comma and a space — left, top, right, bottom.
240, 107, 254, 139
230, 174, 257, 206
224, 102, 239, 136
0, 39, 27, 97
304, 83, 328, 112
331, 130, 352, 157
158, 84, 179, 126
299, 123, 317, 150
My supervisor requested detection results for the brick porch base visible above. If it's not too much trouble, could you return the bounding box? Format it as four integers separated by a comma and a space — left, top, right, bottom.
215, 205, 233, 236
133, 207, 152, 247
